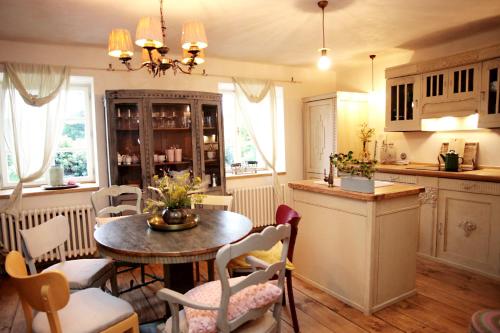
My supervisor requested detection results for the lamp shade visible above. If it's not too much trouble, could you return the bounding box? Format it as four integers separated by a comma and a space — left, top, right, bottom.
141, 48, 162, 64
181, 21, 208, 50
182, 49, 205, 65
108, 29, 134, 59
135, 16, 163, 48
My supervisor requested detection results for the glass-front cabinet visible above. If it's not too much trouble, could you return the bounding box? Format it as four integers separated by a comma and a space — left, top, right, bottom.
448, 63, 481, 101
479, 58, 500, 128
385, 75, 421, 131
105, 90, 226, 196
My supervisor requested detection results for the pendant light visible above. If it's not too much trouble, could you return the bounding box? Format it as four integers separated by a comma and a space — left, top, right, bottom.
317, 0, 331, 70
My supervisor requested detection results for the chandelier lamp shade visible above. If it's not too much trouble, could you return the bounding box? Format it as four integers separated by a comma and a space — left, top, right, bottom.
107, 0, 207, 77
317, 0, 331, 71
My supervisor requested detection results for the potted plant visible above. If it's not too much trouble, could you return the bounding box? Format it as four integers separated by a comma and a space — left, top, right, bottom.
330, 151, 377, 193
144, 172, 204, 224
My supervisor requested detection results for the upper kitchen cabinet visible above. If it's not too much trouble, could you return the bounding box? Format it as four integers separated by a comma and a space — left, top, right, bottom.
385, 76, 421, 132
385, 44, 500, 130
479, 58, 500, 128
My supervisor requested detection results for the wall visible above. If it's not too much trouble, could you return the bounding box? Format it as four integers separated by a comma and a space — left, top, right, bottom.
335, 29, 500, 167
0, 39, 336, 210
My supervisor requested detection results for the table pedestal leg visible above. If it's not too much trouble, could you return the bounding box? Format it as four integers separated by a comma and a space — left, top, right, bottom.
162, 263, 195, 319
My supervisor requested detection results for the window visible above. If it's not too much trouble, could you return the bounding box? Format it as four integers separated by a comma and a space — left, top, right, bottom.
219, 83, 285, 174
0, 76, 96, 188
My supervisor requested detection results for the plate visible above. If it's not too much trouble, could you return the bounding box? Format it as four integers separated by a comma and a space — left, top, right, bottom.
41, 183, 80, 190
147, 213, 199, 232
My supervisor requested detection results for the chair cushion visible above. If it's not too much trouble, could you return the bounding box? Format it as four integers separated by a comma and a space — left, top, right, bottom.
171, 276, 281, 333
230, 242, 295, 271
32, 288, 134, 333
470, 309, 500, 333
163, 309, 277, 333
43, 258, 113, 290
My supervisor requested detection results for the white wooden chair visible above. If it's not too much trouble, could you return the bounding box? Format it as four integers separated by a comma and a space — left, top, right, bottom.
157, 224, 291, 333
5, 251, 139, 333
91, 185, 142, 227
19, 215, 118, 295
191, 194, 233, 211
91, 185, 146, 291
192, 194, 234, 281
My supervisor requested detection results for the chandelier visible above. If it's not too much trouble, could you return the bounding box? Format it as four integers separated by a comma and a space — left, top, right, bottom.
107, 0, 207, 77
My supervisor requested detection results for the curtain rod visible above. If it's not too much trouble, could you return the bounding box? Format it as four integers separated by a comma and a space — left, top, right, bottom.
0, 62, 302, 84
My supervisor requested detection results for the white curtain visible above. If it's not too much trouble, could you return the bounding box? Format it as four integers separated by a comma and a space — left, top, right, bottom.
0, 63, 70, 215
232, 77, 283, 206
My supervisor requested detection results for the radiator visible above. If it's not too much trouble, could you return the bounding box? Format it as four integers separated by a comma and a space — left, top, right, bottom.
228, 184, 285, 227
1, 205, 96, 262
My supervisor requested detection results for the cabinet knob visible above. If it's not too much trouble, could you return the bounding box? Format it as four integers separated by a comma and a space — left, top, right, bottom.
458, 220, 477, 237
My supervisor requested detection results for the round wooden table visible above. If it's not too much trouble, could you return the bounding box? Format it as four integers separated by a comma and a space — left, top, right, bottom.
94, 209, 253, 293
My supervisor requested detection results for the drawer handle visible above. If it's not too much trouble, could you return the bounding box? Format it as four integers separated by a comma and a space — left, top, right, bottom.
458, 220, 477, 237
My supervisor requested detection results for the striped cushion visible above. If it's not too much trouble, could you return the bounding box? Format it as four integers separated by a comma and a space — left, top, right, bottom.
470, 310, 500, 333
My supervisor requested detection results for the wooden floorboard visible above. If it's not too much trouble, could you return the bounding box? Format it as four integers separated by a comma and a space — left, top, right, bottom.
1, 257, 499, 333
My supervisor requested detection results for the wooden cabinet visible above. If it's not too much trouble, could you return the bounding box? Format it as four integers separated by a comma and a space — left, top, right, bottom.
437, 189, 500, 276
375, 171, 500, 278
105, 90, 226, 194
448, 63, 481, 102
303, 92, 368, 179
385, 76, 421, 131
479, 58, 500, 128
422, 70, 448, 105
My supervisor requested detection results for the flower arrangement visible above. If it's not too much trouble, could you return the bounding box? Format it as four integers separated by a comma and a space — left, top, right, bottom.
144, 172, 204, 216
359, 122, 376, 161
330, 151, 377, 180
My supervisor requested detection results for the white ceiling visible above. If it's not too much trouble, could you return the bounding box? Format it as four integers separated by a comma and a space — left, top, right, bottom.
1, 0, 499, 67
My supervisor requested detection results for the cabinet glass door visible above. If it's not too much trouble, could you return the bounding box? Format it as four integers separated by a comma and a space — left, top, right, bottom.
150, 101, 195, 177
201, 102, 224, 192
487, 67, 499, 115
386, 76, 420, 131
111, 101, 143, 187
449, 64, 479, 101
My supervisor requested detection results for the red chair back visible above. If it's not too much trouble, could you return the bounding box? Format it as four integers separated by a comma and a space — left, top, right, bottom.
275, 204, 301, 262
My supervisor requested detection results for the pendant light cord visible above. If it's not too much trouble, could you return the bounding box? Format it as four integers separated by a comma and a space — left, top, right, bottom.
322, 6, 325, 48
370, 54, 376, 92
159, 0, 166, 44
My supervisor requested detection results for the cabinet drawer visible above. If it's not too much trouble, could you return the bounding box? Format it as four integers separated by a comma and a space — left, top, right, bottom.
438, 178, 500, 196
375, 172, 417, 184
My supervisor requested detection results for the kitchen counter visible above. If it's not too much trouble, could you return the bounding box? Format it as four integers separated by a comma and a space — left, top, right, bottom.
376, 164, 500, 182
288, 179, 424, 201
289, 178, 422, 314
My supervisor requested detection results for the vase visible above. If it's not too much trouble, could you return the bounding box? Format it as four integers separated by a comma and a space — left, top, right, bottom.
162, 208, 188, 224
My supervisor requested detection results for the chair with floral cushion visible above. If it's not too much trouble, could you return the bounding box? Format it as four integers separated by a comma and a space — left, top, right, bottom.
5, 250, 139, 333
156, 224, 291, 333
229, 204, 301, 333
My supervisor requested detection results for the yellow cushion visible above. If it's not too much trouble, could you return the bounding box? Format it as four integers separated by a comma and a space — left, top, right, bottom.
230, 242, 295, 271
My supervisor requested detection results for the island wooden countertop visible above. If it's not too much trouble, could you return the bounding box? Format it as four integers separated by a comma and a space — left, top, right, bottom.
288, 180, 424, 202
376, 164, 500, 183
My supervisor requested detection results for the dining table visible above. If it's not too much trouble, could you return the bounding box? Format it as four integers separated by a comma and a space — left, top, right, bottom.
93, 209, 253, 294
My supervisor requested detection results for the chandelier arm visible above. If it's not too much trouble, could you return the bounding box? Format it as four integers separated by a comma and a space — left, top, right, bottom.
172, 60, 193, 74
122, 61, 150, 72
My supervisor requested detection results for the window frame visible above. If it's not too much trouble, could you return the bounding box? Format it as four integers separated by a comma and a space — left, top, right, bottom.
0, 75, 97, 189
219, 82, 286, 175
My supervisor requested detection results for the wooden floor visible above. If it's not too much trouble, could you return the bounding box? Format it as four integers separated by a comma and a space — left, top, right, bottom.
1, 257, 499, 333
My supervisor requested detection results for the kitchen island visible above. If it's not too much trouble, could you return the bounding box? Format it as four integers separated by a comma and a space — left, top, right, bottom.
288, 179, 425, 314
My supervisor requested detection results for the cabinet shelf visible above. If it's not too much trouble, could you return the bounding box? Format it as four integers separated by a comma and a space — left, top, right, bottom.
154, 161, 192, 166
116, 128, 140, 132
153, 127, 191, 131
118, 163, 141, 167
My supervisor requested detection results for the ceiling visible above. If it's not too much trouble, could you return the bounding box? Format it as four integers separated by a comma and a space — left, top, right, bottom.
1, 0, 499, 67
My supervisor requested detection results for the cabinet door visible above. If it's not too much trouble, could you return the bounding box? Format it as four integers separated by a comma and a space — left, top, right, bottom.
479, 58, 500, 128
303, 99, 334, 175
448, 63, 481, 101
385, 76, 421, 131
437, 190, 500, 276
422, 70, 448, 104
106, 98, 147, 188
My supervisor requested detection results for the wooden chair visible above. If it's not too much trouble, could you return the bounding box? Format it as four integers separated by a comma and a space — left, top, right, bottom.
19, 215, 117, 295
5, 251, 139, 333
91, 185, 146, 290
157, 224, 291, 333
91, 185, 142, 227
230, 204, 301, 333
192, 194, 234, 281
